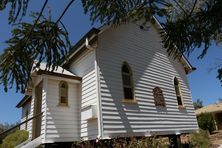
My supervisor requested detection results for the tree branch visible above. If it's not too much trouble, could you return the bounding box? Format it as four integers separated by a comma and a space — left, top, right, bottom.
55, 0, 75, 24
32, 0, 75, 66
172, 0, 188, 16
189, 0, 197, 16
26, 0, 48, 42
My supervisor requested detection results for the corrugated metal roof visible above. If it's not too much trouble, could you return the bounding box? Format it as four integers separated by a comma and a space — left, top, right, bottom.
35, 62, 77, 77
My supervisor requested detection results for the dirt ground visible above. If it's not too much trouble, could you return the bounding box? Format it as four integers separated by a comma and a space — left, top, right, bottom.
209, 130, 222, 147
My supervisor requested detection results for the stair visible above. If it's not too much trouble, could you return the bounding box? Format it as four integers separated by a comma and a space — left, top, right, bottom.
15, 136, 42, 148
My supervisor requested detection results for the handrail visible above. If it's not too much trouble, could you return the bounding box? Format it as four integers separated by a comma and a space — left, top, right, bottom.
0, 112, 43, 137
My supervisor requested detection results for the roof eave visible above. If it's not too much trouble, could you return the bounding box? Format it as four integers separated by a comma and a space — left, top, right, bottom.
16, 95, 31, 108
152, 16, 195, 74
36, 69, 82, 81
62, 28, 100, 67
180, 56, 196, 74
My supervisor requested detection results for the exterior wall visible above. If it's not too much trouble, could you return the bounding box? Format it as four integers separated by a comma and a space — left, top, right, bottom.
41, 79, 47, 141
44, 78, 80, 143
28, 77, 47, 140
20, 101, 31, 131
69, 49, 99, 140
96, 23, 198, 138
29, 92, 34, 139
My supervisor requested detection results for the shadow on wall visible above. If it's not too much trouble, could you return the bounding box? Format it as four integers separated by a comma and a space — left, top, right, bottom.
97, 22, 191, 137
43, 81, 80, 142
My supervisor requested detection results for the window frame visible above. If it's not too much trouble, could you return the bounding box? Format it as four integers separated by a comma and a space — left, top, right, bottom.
58, 81, 69, 106
173, 77, 184, 108
121, 62, 136, 103
153, 87, 165, 107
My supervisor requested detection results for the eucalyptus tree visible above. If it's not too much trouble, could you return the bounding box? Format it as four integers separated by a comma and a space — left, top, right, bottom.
0, 0, 222, 93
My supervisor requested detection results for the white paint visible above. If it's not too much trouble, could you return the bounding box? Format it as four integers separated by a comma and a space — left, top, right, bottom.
81, 105, 97, 120
33, 62, 77, 77
17, 21, 198, 147
20, 136, 42, 148
96, 22, 198, 138
20, 101, 31, 131
69, 49, 99, 140
42, 78, 48, 142
44, 79, 80, 143
95, 53, 103, 138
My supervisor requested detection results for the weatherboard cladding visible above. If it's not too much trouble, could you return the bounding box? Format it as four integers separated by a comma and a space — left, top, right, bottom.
20, 101, 31, 130
26, 78, 47, 141
18, 20, 198, 144
41, 80, 47, 140
24, 49, 98, 142
64, 28, 100, 67
69, 49, 98, 140
29, 92, 34, 139
44, 79, 80, 142
96, 22, 198, 138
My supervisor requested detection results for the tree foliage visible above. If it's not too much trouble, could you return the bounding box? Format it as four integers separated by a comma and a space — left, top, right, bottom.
82, 0, 222, 82
0, 0, 222, 92
0, 123, 18, 144
193, 99, 203, 110
82, 0, 170, 25
190, 129, 211, 148
197, 112, 216, 134
0, 0, 30, 24
162, 0, 222, 70
0, 12, 71, 92
0, 130, 28, 148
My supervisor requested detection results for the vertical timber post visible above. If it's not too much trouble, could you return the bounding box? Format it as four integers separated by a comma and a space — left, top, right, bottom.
169, 135, 181, 148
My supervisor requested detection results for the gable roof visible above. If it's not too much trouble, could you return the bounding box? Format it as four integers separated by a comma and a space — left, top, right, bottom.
64, 28, 100, 67
16, 95, 31, 108
63, 19, 195, 74
151, 17, 196, 74
33, 62, 81, 81
196, 103, 222, 115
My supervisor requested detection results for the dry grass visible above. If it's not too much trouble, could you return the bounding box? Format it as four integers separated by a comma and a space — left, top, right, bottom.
180, 130, 222, 148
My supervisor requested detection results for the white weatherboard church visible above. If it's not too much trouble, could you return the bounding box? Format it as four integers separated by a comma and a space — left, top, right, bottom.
16, 19, 198, 147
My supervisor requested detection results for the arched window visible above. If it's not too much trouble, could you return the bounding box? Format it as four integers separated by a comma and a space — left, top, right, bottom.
174, 77, 183, 106
59, 81, 68, 105
122, 62, 134, 100
153, 87, 165, 107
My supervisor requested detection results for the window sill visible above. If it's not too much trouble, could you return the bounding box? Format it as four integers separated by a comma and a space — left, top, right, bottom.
122, 99, 137, 104
57, 103, 69, 107
155, 105, 166, 107
178, 105, 186, 109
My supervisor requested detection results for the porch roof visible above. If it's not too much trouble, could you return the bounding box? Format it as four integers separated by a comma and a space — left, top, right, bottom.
33, 62, 82, 81
16, 95, 31, 108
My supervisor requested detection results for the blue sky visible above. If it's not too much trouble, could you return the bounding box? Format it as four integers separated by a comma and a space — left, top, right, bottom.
0, 1, 221, 124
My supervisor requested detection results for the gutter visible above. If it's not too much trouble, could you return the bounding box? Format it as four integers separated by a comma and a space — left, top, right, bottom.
85, 36, 104, 139
62, 28, 100, 67
86, 37, 95, 50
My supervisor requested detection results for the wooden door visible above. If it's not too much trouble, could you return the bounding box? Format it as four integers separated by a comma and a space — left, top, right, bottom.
32, 82, 43, 139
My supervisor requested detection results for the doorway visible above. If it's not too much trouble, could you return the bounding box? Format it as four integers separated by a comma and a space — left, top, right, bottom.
32, 82, 43, 139
216, 112, 222, 130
